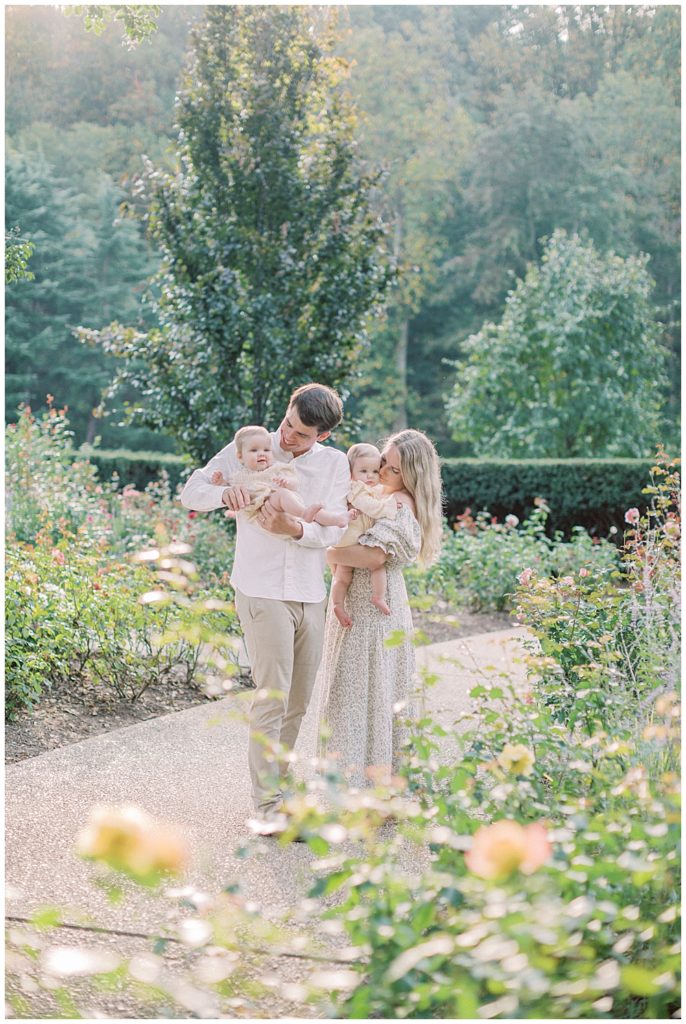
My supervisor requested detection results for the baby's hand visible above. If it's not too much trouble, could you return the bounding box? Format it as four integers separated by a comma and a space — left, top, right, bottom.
349, 508, 360, 520
211, 470, 230, 486
273, 475, 293, 490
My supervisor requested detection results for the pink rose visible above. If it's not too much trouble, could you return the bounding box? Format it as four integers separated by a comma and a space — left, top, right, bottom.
579, 567, 590, 578
465, 820, 551, 880
625, 508, 640, 526
51, 548, 65, 565
505, 514, 519, 528
518, 568, 534, 586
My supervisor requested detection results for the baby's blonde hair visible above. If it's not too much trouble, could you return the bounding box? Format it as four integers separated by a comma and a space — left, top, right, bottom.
234, 425, 270, 455
347, 442, 381, 472
385, 429, 444, 567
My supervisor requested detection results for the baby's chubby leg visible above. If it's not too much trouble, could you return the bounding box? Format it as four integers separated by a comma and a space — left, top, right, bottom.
370, 566, 390, 616
269, 487, 307, 517
331, 565, 354, 628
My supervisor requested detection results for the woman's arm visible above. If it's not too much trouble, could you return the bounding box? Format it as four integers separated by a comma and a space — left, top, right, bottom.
327, 543, 387, 570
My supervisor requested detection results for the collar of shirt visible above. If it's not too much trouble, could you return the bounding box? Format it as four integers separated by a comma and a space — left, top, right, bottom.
272, 434, 322, 464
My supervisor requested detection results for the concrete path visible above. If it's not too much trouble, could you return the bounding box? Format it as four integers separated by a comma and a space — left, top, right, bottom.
5, 626, 530, 1018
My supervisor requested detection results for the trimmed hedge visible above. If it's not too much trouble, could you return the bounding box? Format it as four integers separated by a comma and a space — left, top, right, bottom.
440, 457, 656, 536
81, 447, 189, 492
83, 448, 657, 536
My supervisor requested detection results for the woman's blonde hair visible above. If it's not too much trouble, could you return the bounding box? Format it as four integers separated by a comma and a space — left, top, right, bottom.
347, 442, 381, 471
385, 429, 444, 567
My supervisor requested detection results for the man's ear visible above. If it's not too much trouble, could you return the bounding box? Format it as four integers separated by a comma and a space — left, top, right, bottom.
317, 430, 331, 443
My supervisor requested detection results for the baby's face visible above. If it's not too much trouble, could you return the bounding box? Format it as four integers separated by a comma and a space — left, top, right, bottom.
351, 454, 381, 486
239, 435, 273, 471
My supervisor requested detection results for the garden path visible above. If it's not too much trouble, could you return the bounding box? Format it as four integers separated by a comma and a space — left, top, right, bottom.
5, 626, 530, 1019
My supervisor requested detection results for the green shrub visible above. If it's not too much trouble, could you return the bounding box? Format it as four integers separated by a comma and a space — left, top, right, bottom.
516, 452, 680, 727
440, 457, 654, 536
82, 446, 188, 492
5, 526, 242, 718
407, 504, 619, 612
5, 403, 241, 719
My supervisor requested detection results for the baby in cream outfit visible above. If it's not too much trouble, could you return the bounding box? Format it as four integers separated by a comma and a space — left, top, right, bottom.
211, 425, 349, 527
331, 442, 400, 627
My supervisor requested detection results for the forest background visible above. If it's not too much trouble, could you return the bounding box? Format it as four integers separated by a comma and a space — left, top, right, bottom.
5, 4, 681, 459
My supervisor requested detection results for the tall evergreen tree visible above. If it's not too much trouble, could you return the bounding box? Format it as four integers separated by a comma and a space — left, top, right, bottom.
87, 6, 392, 461
5, 147, 154, 442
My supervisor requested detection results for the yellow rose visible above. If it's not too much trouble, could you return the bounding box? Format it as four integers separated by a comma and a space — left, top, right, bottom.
76, 804, 188, 883
496, 743, 536, 776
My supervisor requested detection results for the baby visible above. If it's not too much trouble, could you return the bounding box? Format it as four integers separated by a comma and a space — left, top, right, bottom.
330, 442, 400, 627
211, 425, 349, 528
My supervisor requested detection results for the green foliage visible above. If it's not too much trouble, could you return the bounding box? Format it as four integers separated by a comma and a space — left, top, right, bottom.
447, 231, 669, 457
84, 6, 393, 461
4, 144, 157, 445
517, 451, 681, 727
66, 4, 162, 48
5, 403, 240, 719
266, 459, 680, 1018
5, 228, 34, 284
337, 7, 475, 432
82, 447, 187, 492
406, 504, 619, 613
440, 455, 654, 534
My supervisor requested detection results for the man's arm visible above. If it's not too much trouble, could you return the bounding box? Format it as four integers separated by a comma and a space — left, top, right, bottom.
179, 442, 242, 512
293, 454, 351, 549
260, 451, 350, 545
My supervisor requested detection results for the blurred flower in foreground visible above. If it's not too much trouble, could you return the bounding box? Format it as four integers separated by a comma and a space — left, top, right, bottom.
624, 507, 640, 526
465, 820, 551, 880
497, 743, 536, 776
518, 568, 534, 586
76, 804, 188, 884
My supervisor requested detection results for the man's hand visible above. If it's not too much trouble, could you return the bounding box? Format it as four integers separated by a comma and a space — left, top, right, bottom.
258, 498, 304, 539
222, 485, 252, 511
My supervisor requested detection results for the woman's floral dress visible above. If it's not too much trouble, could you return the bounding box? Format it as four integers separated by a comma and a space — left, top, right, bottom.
317, 504, 421, 786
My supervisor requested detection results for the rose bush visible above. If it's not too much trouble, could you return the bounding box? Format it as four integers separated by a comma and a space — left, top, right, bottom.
5, 404, 241, 718
406, 502, 619, 612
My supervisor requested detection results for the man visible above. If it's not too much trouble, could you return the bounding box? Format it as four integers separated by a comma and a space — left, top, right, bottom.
180, 383, 349, 817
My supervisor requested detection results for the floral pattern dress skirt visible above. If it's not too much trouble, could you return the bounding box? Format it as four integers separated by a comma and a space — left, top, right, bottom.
317, 505, 421, 787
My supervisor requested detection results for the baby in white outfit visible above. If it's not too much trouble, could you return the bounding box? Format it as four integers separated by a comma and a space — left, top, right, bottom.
330, 442, 400, 627
211, 425, 349, 527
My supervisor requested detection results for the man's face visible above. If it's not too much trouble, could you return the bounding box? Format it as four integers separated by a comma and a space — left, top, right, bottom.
278, 404, 329, 456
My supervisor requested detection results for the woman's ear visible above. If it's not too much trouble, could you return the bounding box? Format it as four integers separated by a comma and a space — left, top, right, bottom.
317, 430, 331, 442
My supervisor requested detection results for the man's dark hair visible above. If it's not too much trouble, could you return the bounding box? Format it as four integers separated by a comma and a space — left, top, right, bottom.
289, 383, 343, 433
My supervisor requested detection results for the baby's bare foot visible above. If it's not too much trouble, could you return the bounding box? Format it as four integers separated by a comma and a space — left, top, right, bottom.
333, 604, 353, 628
371, 597, 391, 616
302, 503, 323, 523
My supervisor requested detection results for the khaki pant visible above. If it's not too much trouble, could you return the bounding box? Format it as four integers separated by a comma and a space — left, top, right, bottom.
234, 590, 326, 813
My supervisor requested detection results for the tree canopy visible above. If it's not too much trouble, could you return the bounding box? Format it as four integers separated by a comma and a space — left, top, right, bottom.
447, 230, 668, 457
82, 6, 392, 461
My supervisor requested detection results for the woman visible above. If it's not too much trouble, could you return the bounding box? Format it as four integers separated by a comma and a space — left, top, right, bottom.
317, 429, 443, 786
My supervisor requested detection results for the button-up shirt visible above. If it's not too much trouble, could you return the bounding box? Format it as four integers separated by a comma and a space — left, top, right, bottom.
180, 432, 350, 602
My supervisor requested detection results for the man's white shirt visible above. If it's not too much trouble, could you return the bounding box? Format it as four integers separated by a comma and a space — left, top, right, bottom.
180, 431, 350, 602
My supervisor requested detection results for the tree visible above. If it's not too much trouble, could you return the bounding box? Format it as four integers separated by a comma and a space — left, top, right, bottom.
5, 146, 154, 443
86, 6, 392, 462
447, 230, 668, 457
65, 4, 162, 48
339, 7, 474, 433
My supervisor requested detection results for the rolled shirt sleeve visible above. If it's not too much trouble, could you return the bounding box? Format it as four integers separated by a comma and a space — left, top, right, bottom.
179, 442, 240, 511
